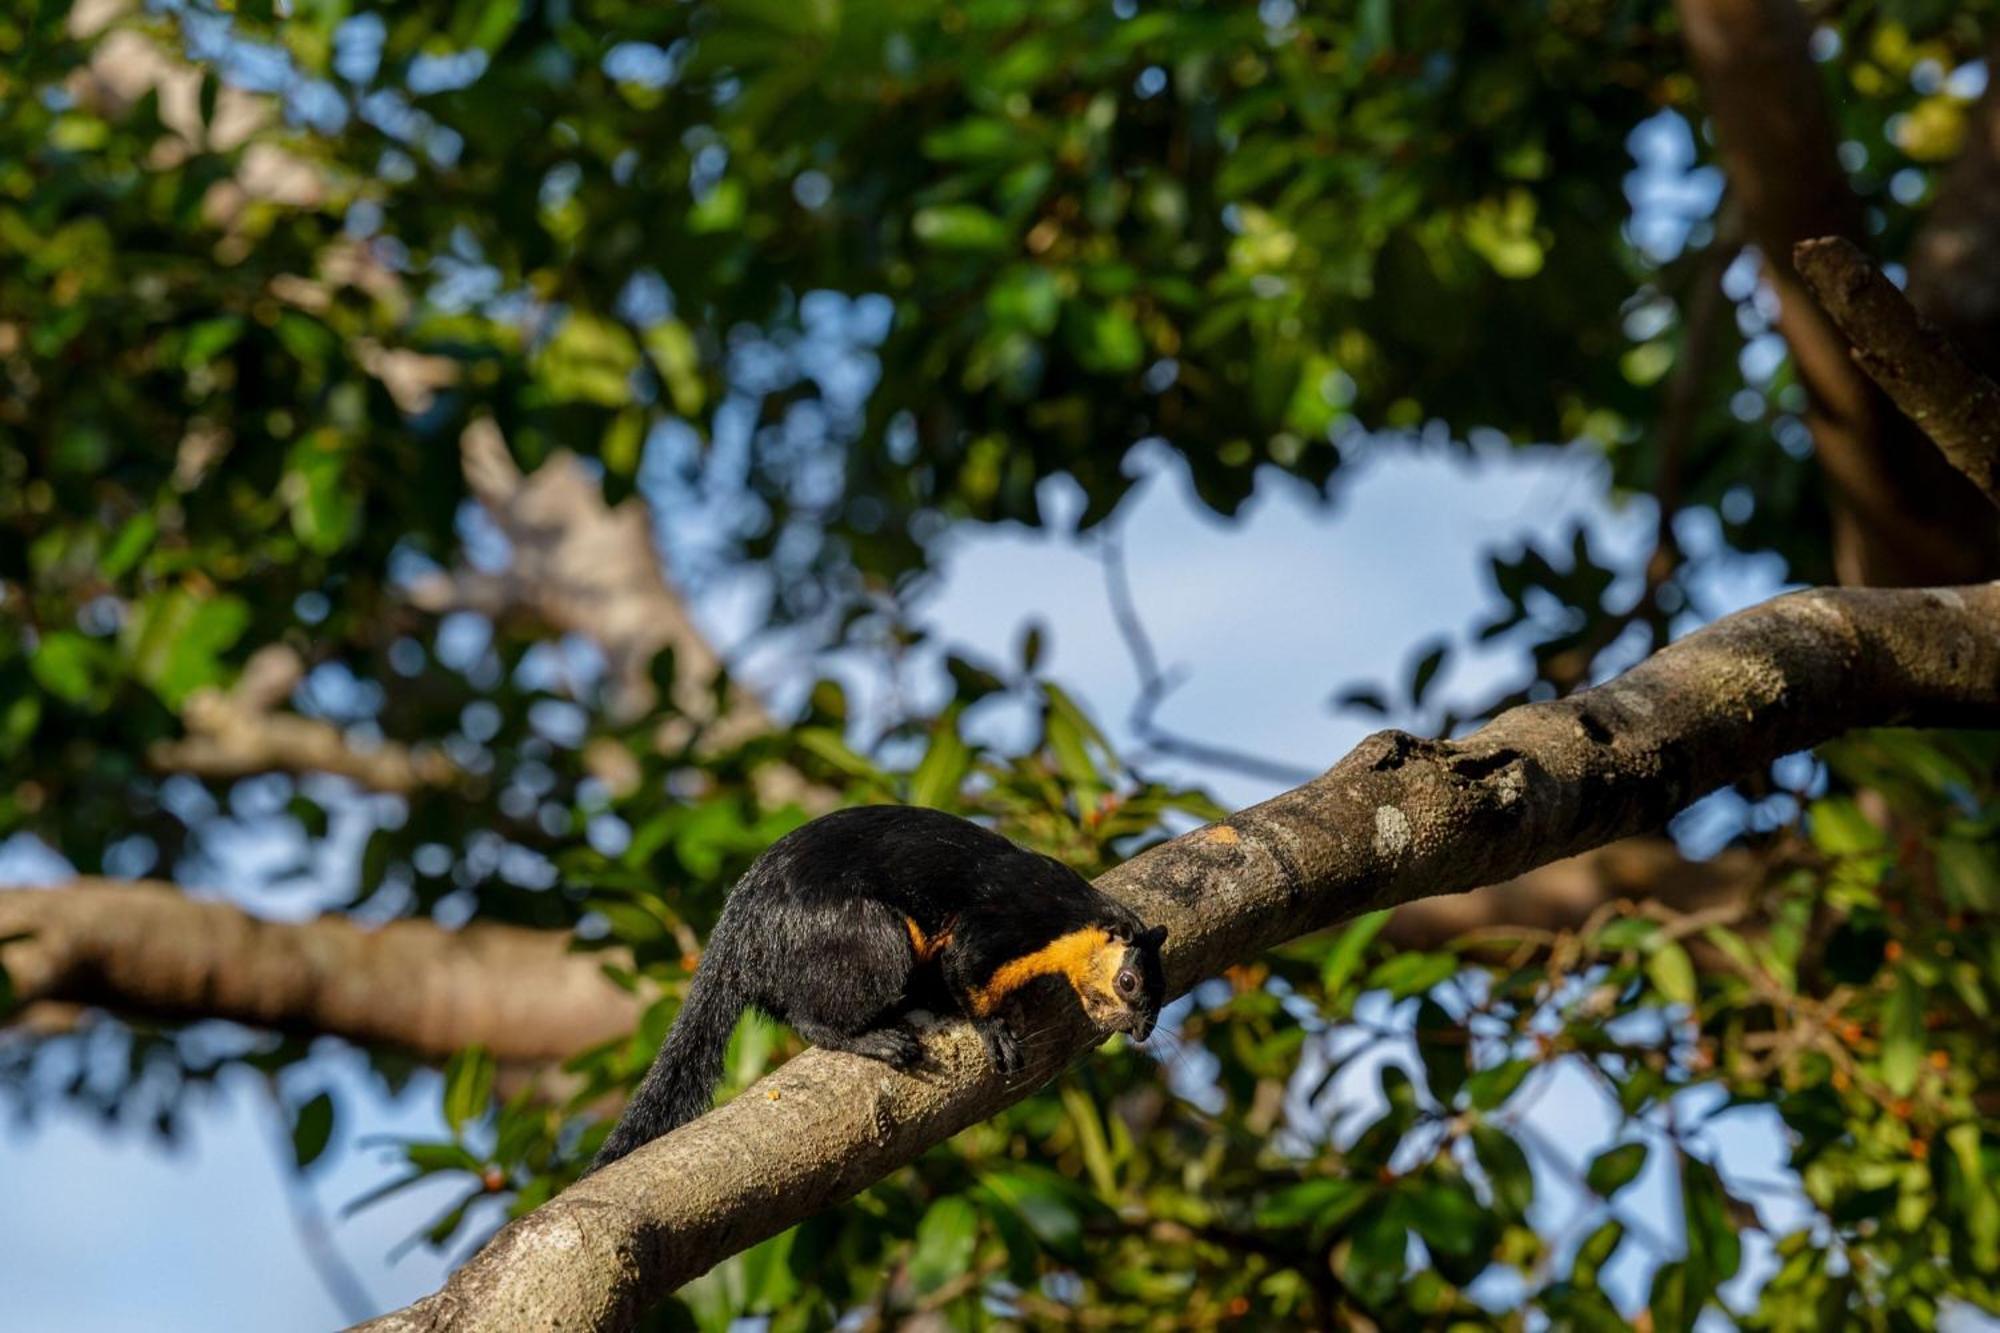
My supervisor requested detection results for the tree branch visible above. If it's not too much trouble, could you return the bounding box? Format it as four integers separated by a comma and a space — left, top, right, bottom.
408, 419, 769, 739
0, 880, 644, 1064
1793, 236, 2000, 512
148, 645, 460, 794
358, 581, 2000, 1332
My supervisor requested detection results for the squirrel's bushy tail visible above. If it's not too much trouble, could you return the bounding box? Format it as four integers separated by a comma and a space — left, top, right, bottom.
590, 958, 743, 1170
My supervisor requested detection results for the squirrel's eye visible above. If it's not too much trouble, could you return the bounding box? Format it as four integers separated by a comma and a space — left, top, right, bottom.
1116, 969, 1139, 997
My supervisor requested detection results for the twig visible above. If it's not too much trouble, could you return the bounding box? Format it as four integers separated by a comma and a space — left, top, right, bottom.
1099, 536, 1319, 787
263, 1084, 376, 1325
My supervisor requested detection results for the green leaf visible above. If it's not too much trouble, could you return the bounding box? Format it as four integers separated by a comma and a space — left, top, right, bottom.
987, 265, 1062, 336
909, 1196, 980, 1293
1649, 1259, 1694, 1333
1042, 683, 1109, 790
1472, 1125, 1534, 1219
1935, 836, 1999, 912
1464, 1058, 1532, 1111
1333, 686, 1390, 715
1320, 909, 1391, 995
1809, 797, 1885, 856
1680, 1157, 1742, 1288
979, 1165, 1089, 1260
795, 728, 891, 785
457, 0, 521, 51
1069, 304, 1144, 373
688, 178, 745, 233
1573, 1219, 1623, 1287
1415, 998, 1467, 1104
1946, 1122, 1999, 1269
101, 512, 157, 579
1341, 1201, 1409, 1307
912, 204, 1012, 252
402, 1141, 482, 1174
735, 1228, 799, 1311
1595, 917, 1658, 952
122, 589, 251, 708
1645, 941, 1697, 1008
287, 437, 361, 554
30, 630, 114, 707
1366, 951, 1459, 999
976, 1192, 1041, 1284
1881, 971, 1924, 1096
292, 1091, 335, 1168
1585, 1141, 1648, 1197
1058, 1084, 1118, 1199
909, 711, 972, 809
1017, 620, 1046, 674
179, 314, 243, 369
1408, 640, 1448, 707
922, 117, 1022, 162
643, 319, 705, 415
537, 311, 639, 406
1255, 1177, 1372, 1237
442, 1045, 496, 1134
1405, 1178, 1485, 1262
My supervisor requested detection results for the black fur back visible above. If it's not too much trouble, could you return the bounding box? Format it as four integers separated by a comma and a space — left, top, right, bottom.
587, 806, 1149, 1167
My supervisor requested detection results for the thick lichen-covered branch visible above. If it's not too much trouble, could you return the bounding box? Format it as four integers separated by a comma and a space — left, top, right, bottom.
358, 581, 2000, 1333
0, 880, 644, 1063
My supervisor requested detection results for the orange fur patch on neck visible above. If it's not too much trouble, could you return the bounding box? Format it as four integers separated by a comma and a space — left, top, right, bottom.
969, 927, 1115, 1016
905, 915, 953, 963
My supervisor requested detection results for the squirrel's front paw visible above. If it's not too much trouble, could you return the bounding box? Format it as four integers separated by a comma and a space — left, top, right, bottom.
852, 1027, 922, 1071
977, 1021, 1023, 1076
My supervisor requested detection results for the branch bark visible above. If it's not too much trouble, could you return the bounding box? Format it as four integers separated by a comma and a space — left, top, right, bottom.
0, 880, 644, 1064
148, 645, 460, 794
1675, 0, 2000, 585
358, 580, 2000, 1332
1793, 236, 2000, 512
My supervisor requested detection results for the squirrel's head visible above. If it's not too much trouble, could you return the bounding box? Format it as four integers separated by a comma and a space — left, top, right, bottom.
1078, 919, 1168, 1041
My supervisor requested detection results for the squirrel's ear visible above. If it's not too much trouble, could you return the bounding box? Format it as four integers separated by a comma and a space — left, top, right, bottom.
1140, 924, 1168, 950
1106, 920, 1132, 942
